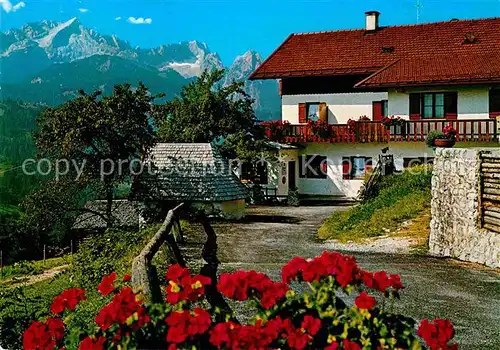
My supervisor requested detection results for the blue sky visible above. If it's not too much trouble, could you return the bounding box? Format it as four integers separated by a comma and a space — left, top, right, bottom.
2, 0, 500, 65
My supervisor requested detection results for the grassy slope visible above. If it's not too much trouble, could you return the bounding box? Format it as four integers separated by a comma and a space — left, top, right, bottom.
318, 165, 432, 242
0, 225, 161, 349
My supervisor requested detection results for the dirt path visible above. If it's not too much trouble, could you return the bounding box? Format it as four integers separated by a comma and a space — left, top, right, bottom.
182, 205, 500, 350
1, 264, 70, 289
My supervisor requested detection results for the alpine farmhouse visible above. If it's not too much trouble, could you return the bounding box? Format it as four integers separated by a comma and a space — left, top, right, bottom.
250, 12, 500, 199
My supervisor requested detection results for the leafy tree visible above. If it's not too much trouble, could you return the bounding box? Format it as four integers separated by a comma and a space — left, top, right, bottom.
154, 69, 256, 143
154, 69, 272, 182
34, 83, 159, 228
0, 100, 43, 207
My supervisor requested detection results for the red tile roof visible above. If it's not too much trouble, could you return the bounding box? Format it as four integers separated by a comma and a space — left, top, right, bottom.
250, 17, 500, 87
355, 53, 500, 88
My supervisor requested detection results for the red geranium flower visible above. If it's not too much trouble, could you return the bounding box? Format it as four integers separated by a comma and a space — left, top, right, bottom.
389, 274, 405, 290
45, 318, 64, 342
98, 272, 117, 296
361, 271, 375, 289
286, 327, 311, 350
78, 336, 106, 350
95, 287, 144, 331
301, 315, 321, 336
302, 258, 327, 282
417, 319, 457, 350
166, 264, 190, 282
355, 291, 377, 310
218, 270, 288, 309
165, 308, 212, 345
281, 256, 308, 283
23, 318, 65, 350
209, 321, 236, 347
165, 266, 211, 305
373, 271, 391, 292
23, 321, 54, 350
122, 274, 131, 282
50, 288, 86, 315
324, 342, 339, 350
325, 341, 339, 350
187, 308, 212, 336
343, 339, 362, 350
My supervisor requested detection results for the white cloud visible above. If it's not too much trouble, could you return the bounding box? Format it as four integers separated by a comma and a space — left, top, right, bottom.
127, 17, 152, 25
12, 1, 24, 11
115, 16, 122, 21
0, 0, 26, 13
78, 8, 88, 13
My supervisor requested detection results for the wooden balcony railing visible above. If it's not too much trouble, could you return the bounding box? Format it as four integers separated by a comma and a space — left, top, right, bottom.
387, 119, 497, 142
264, 119, 498, 144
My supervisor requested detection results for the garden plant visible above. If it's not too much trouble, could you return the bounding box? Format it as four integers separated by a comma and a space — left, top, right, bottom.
23, 251, 457, 350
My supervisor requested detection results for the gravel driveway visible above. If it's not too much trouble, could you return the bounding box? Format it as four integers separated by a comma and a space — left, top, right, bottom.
182, 205, 500, 349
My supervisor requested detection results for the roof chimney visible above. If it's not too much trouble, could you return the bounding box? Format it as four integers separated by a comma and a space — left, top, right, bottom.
365, 11, 380, 32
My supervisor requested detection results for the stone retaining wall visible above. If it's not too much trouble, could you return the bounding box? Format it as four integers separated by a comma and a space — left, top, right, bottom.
430, 148, 500, 268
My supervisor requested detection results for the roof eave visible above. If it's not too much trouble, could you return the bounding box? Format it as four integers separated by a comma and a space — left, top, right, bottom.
251, 68, 382, 81
356, 77, 500, 89
249, 33, 295, 81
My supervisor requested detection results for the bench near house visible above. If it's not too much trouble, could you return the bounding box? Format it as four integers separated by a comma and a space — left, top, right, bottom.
250, 12, 500, 199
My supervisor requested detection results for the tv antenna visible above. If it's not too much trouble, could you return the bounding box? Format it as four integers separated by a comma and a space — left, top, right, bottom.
416, 0, 423, 24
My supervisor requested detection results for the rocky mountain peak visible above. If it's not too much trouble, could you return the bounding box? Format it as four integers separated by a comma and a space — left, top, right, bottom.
188, 40, 209, 55
224, 50, 263, 82
0, 18, 281, 120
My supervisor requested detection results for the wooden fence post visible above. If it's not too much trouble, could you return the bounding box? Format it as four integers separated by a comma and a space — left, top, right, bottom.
131, 203, 185, 302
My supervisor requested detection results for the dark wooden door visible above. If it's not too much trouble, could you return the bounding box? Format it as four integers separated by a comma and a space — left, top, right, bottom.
288, 161, 297, 190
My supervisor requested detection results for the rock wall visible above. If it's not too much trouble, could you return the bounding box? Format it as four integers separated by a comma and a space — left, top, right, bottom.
430, 148, 500, 268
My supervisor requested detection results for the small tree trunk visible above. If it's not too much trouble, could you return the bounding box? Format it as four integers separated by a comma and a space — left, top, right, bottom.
131, 204, 184, 302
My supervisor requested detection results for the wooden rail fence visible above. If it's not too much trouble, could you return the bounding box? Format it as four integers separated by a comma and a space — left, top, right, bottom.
480, 153, 500, 233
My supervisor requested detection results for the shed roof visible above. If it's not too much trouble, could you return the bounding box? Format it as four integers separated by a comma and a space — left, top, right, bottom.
132, 143, 248, 202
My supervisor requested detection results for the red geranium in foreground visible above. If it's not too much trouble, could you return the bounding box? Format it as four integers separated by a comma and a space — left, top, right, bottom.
417, 319, 458, 350
50, 288, 86, 315
23, 252, 457, 349
97, 272, 117, 296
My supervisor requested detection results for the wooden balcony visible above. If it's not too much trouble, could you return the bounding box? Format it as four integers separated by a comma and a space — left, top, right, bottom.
388, 119, 498, 142
264, 119, 498, 144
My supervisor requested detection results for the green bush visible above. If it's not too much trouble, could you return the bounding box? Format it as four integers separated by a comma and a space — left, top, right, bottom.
287, 188, 300, 207
73, 226, 158, 288
318, 165, 432, 242
425, 129, 445, 148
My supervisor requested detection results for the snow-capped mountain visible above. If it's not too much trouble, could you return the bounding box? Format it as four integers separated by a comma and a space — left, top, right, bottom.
2, 17, 134, 58
139, 41, 224, 78
0, 18, 280, 120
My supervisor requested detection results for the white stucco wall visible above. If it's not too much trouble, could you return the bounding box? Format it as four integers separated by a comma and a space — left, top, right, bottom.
292, 143, 433, 198
282, 92, 388, 124
388, 86, 490, 120
281, 86, 491, 124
